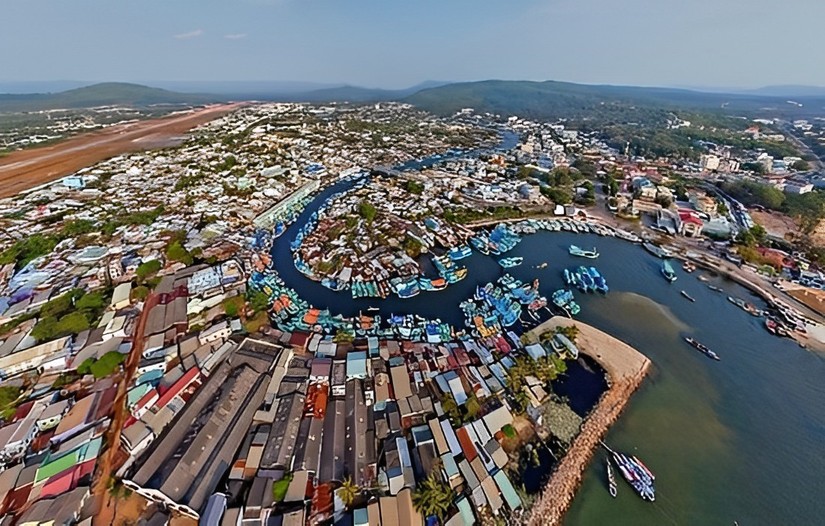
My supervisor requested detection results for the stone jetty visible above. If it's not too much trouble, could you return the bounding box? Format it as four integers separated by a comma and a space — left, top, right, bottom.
524, 317, 651, 526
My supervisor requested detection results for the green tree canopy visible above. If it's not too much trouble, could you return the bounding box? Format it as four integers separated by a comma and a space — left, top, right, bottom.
165, 241, 193, 266
412, 473, 453, 520
136, 260, 162, 282
358, 200, 377, 222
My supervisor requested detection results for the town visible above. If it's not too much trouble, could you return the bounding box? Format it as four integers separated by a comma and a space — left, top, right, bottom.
1, 97, 825, 526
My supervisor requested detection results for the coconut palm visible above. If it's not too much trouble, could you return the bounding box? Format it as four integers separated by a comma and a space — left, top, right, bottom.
337, 476, 360, 508
412, 472, 453, 520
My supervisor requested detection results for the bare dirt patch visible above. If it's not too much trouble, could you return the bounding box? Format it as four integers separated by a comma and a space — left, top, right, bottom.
750, 210, 797, 241
0, 103, 243, 198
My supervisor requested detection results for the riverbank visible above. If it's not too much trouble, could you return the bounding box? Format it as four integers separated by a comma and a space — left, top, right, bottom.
523, 317, 651, 526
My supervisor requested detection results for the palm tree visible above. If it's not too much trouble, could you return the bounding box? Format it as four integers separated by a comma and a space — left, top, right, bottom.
412, 473, 453, 520
337, 476, 360, 508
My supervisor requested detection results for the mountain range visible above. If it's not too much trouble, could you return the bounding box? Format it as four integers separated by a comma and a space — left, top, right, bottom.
2, 80, 825, 120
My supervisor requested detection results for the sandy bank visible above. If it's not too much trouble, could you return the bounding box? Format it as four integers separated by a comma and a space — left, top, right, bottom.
523, 317, 651, 526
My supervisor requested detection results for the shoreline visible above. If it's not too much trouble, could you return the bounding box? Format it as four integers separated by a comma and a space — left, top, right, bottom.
523, 317, 651, 526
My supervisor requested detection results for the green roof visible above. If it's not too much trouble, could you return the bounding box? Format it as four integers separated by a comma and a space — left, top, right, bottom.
35, 436, 102, 483
36, 450, 78, 483
456, 496, 475, 525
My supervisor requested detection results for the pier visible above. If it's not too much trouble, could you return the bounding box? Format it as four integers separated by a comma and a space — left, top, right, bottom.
522, 317, 651, 526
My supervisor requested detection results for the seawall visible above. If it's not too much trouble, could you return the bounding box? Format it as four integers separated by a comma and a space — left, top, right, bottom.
523, 317, 651, 526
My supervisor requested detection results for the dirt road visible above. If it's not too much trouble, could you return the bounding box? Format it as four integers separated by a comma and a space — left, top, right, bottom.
0, 103, 242, 198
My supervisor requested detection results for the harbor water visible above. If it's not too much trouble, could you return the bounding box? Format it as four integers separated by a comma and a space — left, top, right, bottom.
269, 138, 825, 524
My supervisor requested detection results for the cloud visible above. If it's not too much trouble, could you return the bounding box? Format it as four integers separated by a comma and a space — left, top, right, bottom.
174, 29, 204, 40
224, 33, 247, 40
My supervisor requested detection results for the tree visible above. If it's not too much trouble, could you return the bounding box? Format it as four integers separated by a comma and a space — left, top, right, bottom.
405, 180, 425, 194
136, 260, 162, 282
412, 473, 453, 521
0, 234, 58, 269
717, 202, 729, 216
55, 311, 91, 336
166, 241, 193, 266
541, 186, 573, 205
441, 394, 462, 425
358, 200, 377, 222
88, 351, 125, 379
551, 167, 573, 186
792, 159, 811, 172
76, 292, 105, 312
248, 291, 270, 313
30, 317, 59, 342
465, 394, 481, 420
131, 285, 149, 301
572, 158, 597, 178
337, 476, 360, 508
403, 236, 424, 258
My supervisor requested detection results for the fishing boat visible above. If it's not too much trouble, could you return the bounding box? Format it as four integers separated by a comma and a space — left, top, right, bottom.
684, 336, 720, 361
588, 267, 609, 294
498, 256, 524, 268
603, 444, 655, 501
577, 266, 595, 292
606, 458, 617, 498
643, 242, 672, 259
569, 245, 600, 259
680, 290, 695, 302
661, 260, 677, 283
448, 245, 473, 261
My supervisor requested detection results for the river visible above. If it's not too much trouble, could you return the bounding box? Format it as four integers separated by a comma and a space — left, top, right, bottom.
268, 135, 825, 525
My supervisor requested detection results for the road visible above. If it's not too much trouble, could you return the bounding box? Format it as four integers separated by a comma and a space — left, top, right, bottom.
91, 293, 158, 499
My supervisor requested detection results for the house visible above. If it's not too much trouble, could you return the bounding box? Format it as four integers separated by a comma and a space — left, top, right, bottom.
35, 400, 70, 432
679, 210, 704, 238
198, 321, 232, 346
346, 351, 368, 380
481, 405, 514, 436
390, 364, 413, 400
493, 470, 522, 511
110, 282, 132, 310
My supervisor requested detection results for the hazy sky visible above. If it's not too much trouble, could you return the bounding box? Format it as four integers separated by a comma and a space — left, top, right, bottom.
3, 0, 824, 89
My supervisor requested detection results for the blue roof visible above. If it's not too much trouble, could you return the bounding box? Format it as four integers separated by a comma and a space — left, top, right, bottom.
441, 453, 459, 478
456, 497, 476, 525
353, 508, 368, 526
494, 470, 522, 510
346, 351, 368, 379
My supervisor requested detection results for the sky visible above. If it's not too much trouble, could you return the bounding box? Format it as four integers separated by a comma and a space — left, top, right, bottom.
2, 0, 824, 90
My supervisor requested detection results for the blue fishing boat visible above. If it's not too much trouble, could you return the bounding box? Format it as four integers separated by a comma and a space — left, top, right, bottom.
577, 266, 595, 292
661, 260, 677, 282
448, 245, 473, 261
498, 257, 524, 268
587, 267, 609, 294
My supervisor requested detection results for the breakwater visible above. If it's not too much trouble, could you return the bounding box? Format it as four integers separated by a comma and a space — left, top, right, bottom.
524, 318, 651, 526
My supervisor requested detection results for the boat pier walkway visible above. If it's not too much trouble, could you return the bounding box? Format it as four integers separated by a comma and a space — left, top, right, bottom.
523, 317, 651, 526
